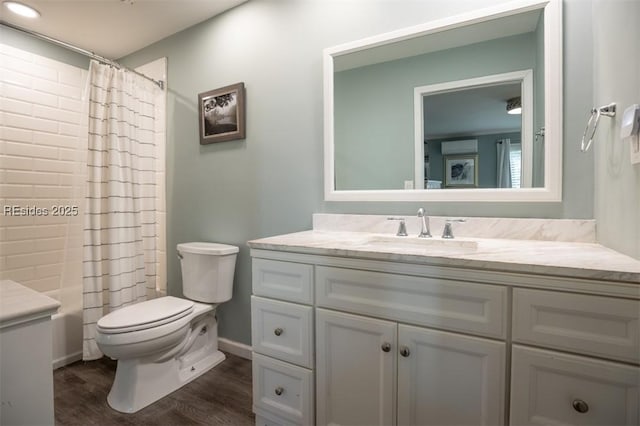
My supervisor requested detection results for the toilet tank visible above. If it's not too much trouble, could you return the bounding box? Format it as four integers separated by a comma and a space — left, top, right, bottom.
177, 242, 239, 303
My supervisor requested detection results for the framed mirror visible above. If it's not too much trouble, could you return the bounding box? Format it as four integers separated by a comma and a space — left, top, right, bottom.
324, 0, 562, 202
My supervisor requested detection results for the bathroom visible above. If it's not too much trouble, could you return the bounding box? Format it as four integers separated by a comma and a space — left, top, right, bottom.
1, 0, 638, 425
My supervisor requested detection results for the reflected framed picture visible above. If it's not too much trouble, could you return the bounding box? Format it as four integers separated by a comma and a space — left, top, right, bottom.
444, 154, 478, 188
198, 82, 245, 144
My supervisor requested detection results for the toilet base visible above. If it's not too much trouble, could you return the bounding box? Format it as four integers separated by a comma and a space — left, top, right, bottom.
107, 349, 226, 413
106, 310, 224, 413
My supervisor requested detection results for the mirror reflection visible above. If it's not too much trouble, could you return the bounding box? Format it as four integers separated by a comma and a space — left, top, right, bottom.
333, 8, 545, 192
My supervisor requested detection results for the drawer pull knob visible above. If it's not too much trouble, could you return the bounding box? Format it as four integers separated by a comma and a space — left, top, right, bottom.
274, 328, 283, 336
275, 386, 284, 396
381, 342, 391, 352
399, 346, 410, 357
572, 399, 589, 413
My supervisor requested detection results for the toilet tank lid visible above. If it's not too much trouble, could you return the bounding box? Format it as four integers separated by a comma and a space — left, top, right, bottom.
177, 242, 239, 255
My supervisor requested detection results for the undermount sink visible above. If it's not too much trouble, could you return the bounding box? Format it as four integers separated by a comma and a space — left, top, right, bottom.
363, 235, 479, 251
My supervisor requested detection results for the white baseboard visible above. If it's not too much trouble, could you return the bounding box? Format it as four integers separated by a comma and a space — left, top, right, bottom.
53, 351, 82, 370
218, 337, 252, 360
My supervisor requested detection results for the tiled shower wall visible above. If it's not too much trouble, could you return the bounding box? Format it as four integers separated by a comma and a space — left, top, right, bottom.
0, 43, 167, 312
0, 42, 88, 310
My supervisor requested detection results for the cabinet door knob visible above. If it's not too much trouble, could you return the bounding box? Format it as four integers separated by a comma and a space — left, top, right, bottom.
572, 399, 589, 413
275, 386, 284, 396
399, 346, 410, 357
274, 327, 283, 336
381, 342, 391, 352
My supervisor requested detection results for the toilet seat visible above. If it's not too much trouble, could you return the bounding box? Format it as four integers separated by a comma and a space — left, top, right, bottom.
97, 296, 195, 334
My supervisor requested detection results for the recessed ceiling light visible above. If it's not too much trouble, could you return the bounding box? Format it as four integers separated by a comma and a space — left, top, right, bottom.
4, 1, 40, 18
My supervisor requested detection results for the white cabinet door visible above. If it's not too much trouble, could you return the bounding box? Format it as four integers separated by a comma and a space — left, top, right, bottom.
397, 324, 505, 426
511, 345, 640, 426
316, 308, 397, 426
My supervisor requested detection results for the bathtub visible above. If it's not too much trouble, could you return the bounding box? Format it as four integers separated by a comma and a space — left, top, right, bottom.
51, 309, 83, 369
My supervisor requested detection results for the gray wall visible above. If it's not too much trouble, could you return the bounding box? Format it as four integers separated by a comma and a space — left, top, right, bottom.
118, 0, 597, 345
592, 0, 640, 260
428, 132, 521, 188
334, 32, 536, 190
0, 25, 89, 69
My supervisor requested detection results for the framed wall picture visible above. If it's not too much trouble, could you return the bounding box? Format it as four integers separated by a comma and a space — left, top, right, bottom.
444, 154, 478, 188
198, 82, 245, 144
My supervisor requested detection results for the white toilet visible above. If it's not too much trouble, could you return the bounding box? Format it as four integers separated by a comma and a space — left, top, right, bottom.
95, 242, 238, 413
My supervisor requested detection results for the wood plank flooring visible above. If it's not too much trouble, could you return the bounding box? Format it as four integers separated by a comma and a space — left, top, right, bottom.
53, 353, 254, 425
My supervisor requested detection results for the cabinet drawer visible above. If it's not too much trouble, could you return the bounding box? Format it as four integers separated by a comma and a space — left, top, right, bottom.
316, 266, 507, 338
251, 296, 313, 368
252, 259, 313, 304
252, 353, 314, 426
510, 345, 639, 426
513, 288, 639, 363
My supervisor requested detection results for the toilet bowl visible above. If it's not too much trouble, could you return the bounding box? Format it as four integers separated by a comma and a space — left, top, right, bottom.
95, 242, 238, 413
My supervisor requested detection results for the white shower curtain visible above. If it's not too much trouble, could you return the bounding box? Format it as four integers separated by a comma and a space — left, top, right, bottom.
496, 139, 512, 188
82, 61, 162, 360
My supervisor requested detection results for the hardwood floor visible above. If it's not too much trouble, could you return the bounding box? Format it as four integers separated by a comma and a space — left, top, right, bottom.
53, 353, 255, 426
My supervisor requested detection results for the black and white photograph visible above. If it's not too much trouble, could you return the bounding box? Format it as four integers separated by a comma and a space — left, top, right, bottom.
198, 82, 245, 144
444, 154, 478, 187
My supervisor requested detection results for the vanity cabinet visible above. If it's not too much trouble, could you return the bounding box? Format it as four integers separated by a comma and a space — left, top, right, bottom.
249, 249, 640, 426
316, 309, 505, 426
251, 259, 315, 426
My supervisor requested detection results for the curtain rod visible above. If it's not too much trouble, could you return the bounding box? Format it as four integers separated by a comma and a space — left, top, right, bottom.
1, 21, 164, 90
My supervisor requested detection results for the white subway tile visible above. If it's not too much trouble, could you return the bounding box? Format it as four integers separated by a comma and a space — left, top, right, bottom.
33, 158, 74, 173
5, 170, 58, 185
1, 127, 34, 143
5, 225, 64, 240
35, 263, 63, 279
5, 141, 58, 159
0, 68, 32, 88
0, 97, 33, 115
33, 132, 78, 149
59, 97, 82, 113
2, 82, 58, 107
3, 55, 57, 82
57, 83, 82, 100
4, 112, 59, 133
35, 237, 66, 252
0, 184, 33, 198
0, 45, 33, 62
59, 122, 80, 137
33, 104, 80, 125
26, 276, 60, 293
0, 267, 36, 282
0, 239, 35, 255
0, 213, 35, 227
33, 185, 74, 199
6, 250, 63, 270
0, 155, 33, 170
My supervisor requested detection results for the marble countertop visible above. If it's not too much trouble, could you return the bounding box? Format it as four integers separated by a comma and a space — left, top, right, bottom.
0, 280, 61, 328
248, 230, 640, 284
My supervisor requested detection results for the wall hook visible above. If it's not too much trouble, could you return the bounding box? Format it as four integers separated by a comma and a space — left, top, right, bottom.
581, 103, 616, 152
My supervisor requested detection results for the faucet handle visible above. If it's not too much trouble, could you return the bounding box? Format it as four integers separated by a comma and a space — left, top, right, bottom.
442, 219, 465, 239
387, 217, 408, 236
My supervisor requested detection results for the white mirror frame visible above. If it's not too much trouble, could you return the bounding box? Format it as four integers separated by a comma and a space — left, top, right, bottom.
323, 0, 562, 202
414, 69, 534, 189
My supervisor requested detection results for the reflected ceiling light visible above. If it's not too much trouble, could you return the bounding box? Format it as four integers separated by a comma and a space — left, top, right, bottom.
3, 1, 40, 18
506, 97, 522, 115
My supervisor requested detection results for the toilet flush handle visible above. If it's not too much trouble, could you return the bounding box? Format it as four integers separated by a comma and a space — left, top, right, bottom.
177, 251, 184, 260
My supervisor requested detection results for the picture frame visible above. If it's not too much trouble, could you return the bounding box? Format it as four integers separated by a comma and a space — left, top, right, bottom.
198, 82, 245, 144
443, 154, 478, 188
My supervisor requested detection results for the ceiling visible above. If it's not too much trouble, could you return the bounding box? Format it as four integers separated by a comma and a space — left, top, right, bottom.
423, 83, 522, 139
0, 0, 247, 59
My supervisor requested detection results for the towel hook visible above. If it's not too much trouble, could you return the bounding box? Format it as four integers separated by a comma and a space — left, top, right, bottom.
581, 103, 616, 152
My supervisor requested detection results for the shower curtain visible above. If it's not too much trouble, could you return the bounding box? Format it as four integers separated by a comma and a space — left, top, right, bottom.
82, 61, 162, 360
496, 139, 512, 188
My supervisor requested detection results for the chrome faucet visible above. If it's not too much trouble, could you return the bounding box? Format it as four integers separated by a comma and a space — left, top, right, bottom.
417, 208, 431, 238
442, 219, 466, 239
387, 217, 408, 236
